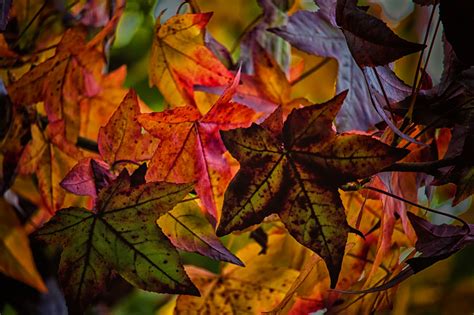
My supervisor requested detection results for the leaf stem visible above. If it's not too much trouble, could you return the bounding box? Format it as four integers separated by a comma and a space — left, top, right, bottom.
410, 3, 438, 96
290, 57, 331, 86
76, 137, 99, 153
405, 10, 441, 124
381, 156, 459, 174
372, 67, 396, 122
11, 1, 48, 49
364, 186, 470, 229
230, 13, 264, 54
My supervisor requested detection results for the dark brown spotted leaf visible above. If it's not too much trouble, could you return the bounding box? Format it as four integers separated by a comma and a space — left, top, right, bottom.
35, 170, 197, 312
217, 91, 408, 287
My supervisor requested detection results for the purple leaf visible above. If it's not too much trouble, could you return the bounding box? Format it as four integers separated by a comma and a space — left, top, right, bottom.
60, 158, 114, 199
0, 0, 12, 31
269, 10, 380, 131
239, 0, 291, 74
336, 0, 425, 67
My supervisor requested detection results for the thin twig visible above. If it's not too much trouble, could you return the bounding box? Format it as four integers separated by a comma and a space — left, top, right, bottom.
381, 156, 459, 174
11, 1, 48, 49
373, 67, 396, 122
230, 13, 263, 54
364, 186, 470, 229
76, 136, 99, 153
291, 57, 331, 86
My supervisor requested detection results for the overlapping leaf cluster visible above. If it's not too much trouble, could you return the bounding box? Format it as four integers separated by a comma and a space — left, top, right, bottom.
0, 0, 473, 314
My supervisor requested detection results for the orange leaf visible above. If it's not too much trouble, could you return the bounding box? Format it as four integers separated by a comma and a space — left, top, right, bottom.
138, 73, 258, 222
18, 121, 82, 213
8, 28, 104, 142
149, 13, 232, 107
98, 90, 159, 168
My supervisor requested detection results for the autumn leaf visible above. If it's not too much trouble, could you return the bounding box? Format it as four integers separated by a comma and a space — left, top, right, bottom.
216, 91, 408, 287
60, 158, 114, 199
7, 28, 104, 142
149, 12, 232, 107
35, 169, 197, 312
175, 231, 299, 314
335, 0, 424, 67
18, 121, 82, 213
239, 0, 293, 74
158, 200, 244, 266
269, 9, 381, 131
138, 72, 258, 221
0, 197, 47, 292
79, 66, 128, 141
98, 90, 158, 168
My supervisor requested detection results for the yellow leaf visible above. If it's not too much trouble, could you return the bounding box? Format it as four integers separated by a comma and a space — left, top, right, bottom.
0, 198, 47, 292
175, 231, 301, 314
150, 13, 232, 107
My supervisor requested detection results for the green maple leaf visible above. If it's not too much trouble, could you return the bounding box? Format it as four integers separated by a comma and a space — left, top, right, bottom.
216, 91, 408, 287
35, 170, 198, 312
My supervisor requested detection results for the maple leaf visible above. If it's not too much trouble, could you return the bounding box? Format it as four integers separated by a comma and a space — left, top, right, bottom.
158, 200, 244, 266
149, 12, 232, 107
60, 158, 114, 199
79, 66, 128, 141
35, 169, 198, 312
18, 121, 82, 213
0, 197, 47, 292
7, 28, 104, 141
216, 91, 408, 287
175, 231, 299, 314
239, 0, 292, 74
138, 72, 258, 221
269, 9, 380, 131
98, 90, 159, 168
335, 0, 425, 67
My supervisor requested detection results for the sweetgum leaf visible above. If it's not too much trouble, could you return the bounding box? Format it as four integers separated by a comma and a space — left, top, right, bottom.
7, 28, 104, 142
149, 13, 232, 107
269, 10, 381, 131
98, 90, 158, 167
157, 200, 244, 266
18, 121, 82, 213
0, 198, 47, 292
239, 0, 292, 74
217, 91, 408, 287
175, 232, 299, 314
336, 0, 424, 67
35, 170, 197, 312
138, 72, 257, 221
79, 66, 128, 140
60, 158, 114, 199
